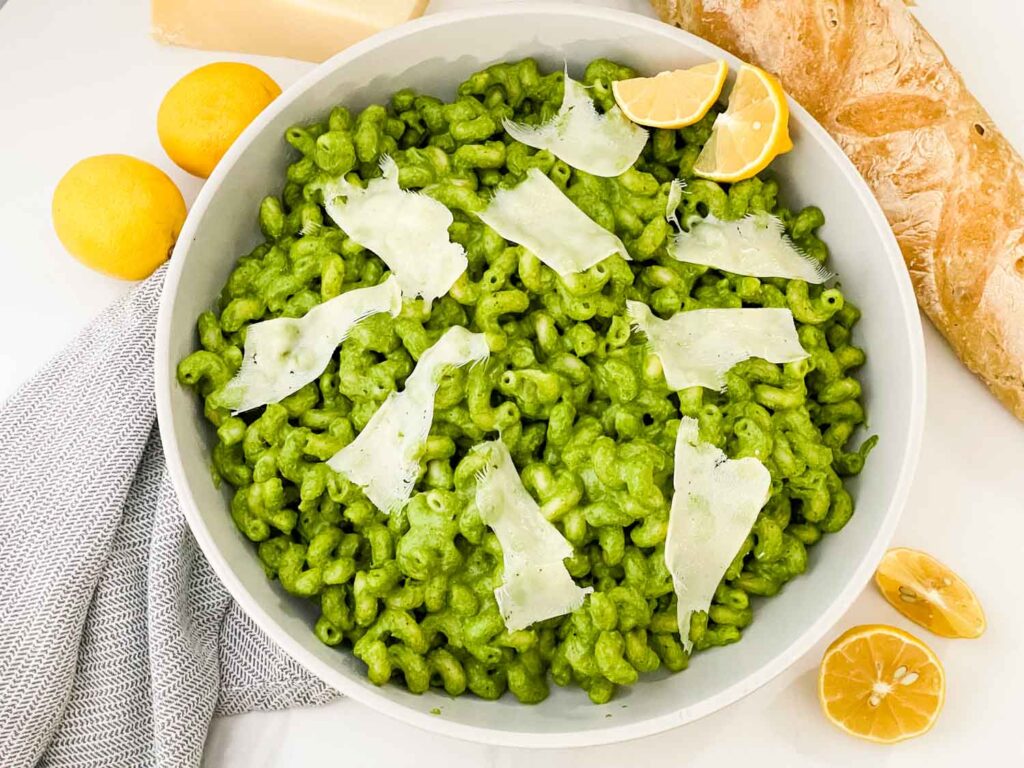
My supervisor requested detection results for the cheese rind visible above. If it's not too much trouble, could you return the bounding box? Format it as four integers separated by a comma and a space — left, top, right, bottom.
626, 301, 808, 391
477, 168, 630, 276
474, 440, 592, 631
665, 417, 770, 654
151, 0, 429, 63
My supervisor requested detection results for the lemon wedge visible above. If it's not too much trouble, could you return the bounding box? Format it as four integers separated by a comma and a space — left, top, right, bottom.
693, 63, 792, 182
612, 60, 728, 129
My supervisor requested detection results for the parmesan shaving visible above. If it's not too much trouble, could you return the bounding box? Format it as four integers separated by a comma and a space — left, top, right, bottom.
671, 213, 833, 283
666, 178, 684, 229
503, 74, 648, 177
323, 157, 467, 306
626, 301, 808, 391
477, 168, 629, 276
327, 326, 489, 513
665, 417, 771, 654
474, 440, 592, 631
215, 276, 402, 413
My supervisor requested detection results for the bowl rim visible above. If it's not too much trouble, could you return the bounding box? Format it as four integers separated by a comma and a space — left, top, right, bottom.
155, 1, 926, 749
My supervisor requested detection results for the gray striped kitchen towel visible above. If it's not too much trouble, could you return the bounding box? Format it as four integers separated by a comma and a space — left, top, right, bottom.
0, 265, 338, 768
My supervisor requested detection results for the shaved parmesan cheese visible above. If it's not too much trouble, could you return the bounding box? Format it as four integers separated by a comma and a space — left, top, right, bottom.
215, 277, 402, 413
666, 417, 770, 654
671, 213, 832, 283
323, 157, 467, 306
504, 75, 648, 177
475, 440, 592, 631
328, 326, 489, 513
494, 565, 590, 634
477, 168, 629, 276
476, 441, 573, 565
626, 301, 807, 391
666, 178, 684, 228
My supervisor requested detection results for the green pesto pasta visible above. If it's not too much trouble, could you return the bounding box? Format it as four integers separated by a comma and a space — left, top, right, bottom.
177, 58, 876, 705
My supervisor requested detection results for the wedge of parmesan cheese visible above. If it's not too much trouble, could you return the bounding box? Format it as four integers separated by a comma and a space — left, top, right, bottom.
474, 440, 592, 631
477, 168, 629, 276
328, 326, 489, 513
666, 417, 770, 654
214, 276, 402, 413
626, 301, 807, 391
151, 0, 428, 63
504, 74, 648, 177
324, 157, 467, 306
670, 213, 832, 283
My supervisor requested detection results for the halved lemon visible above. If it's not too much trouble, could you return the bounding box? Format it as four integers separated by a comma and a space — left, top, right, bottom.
818, 624, 945, 744
693, 63, 792, 183
875, 548, 986, 639
612, 60, 728, 129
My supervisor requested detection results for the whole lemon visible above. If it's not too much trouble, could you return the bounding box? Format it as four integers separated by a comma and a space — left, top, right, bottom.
52, 154, 187, 281
158, 62, 281, 179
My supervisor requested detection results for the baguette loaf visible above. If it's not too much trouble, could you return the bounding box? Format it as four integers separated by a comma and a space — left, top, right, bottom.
652, 0, 1024, 420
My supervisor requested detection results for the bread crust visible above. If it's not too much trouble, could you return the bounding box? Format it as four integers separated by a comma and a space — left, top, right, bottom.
652, 0, 1024, 420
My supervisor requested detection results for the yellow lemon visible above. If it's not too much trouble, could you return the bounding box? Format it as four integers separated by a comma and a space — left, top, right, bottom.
52, 154, 187, 281
612, 60, 729, 129
818, 624, 945, 744
693, 63, 793, 183
158, 62, 281, 179
875, 547, 986, 639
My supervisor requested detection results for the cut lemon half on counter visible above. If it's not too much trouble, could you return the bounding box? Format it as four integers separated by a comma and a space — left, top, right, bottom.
819, 625, 945, 744
612, 60, 728, 129
875, 548, 986, 639
693, 63, 792, 183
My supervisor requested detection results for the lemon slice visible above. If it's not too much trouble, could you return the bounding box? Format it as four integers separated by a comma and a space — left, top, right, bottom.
693, 63, 793, 183
611, 60, 728, 129
819, 625, 945, 744
875, 548, 986, 639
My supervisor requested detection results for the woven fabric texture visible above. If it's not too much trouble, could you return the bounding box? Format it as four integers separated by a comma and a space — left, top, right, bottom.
0, 267, 338, 768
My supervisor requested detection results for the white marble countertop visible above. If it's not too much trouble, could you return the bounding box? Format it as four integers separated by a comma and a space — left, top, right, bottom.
2, 0, 1022, 765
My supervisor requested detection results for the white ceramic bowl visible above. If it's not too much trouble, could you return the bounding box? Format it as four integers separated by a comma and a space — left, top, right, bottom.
155, 2, 926, 748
